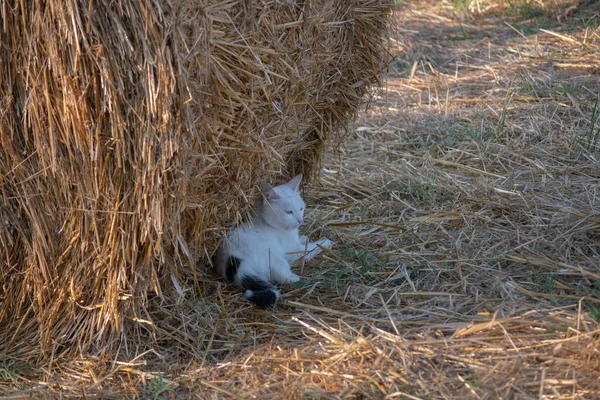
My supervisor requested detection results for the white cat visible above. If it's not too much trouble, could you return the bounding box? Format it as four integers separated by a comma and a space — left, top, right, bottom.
214, 174, 333, 308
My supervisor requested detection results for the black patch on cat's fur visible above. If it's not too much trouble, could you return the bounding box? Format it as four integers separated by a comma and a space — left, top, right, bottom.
225, 256, 241, 283
240, 275, 273, 292
240, 275, 279, 309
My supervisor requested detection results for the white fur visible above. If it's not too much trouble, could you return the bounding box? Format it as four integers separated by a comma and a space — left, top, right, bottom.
216, 174, 333, 287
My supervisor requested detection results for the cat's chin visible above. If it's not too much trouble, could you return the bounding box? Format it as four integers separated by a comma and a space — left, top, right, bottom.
269, 223, 298, 231
277, 222, 301, 230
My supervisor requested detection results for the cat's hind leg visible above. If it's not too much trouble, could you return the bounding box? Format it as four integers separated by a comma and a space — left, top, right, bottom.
268, 256, 300, 284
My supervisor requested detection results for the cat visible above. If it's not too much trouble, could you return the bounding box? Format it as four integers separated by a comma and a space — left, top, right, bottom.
214, 174, 332, 308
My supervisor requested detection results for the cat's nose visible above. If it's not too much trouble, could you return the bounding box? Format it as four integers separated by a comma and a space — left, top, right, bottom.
297, 218, 304, 225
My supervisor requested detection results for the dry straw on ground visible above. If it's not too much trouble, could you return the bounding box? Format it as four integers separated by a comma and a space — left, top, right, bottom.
0, 0, 392, 361
2, 0, 600, 398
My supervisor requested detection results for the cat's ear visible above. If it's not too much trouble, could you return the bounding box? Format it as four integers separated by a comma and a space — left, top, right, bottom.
285, 174, 302, 192
262, 183, 280, 200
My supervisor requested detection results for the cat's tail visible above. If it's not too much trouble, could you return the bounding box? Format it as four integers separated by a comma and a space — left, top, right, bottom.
239, 275, 280, 309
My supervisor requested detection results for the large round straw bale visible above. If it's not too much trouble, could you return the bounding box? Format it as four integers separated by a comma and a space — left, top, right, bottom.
0, 0, 392, 359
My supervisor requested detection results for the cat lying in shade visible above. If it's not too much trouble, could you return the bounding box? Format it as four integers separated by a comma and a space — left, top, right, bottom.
215, 174, 332, 308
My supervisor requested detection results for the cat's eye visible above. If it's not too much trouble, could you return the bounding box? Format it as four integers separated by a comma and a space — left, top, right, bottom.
285, 210, 293, 214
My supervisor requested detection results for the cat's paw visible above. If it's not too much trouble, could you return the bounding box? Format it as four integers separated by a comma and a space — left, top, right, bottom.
316, 238, 333, 250
286, 273, 300, 283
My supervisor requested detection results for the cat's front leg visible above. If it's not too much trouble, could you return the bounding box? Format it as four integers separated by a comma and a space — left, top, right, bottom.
285, 235, 311, 264
303, 238, 333, 262
315, 238, 333, 249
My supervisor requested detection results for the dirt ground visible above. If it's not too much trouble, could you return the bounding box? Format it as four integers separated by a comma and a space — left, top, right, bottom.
2, 0, 600, 399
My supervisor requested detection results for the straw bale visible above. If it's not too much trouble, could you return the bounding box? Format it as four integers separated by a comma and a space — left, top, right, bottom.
0, 0, 392, 359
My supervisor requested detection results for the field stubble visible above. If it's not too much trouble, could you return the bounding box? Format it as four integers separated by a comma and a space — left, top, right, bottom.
2, 0, 600, 398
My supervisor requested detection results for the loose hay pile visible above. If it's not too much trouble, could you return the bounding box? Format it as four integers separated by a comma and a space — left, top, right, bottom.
0, 0, 392, 360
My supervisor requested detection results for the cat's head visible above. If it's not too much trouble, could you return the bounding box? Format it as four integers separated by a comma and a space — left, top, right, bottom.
260, 174, 305, 230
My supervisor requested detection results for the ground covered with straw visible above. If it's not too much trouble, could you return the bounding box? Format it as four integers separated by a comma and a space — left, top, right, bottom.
0, 0, 390, 364
2, 0, 600, 398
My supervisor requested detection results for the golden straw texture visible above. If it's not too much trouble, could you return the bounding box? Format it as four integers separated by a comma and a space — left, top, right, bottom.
0, 0, 392, 360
